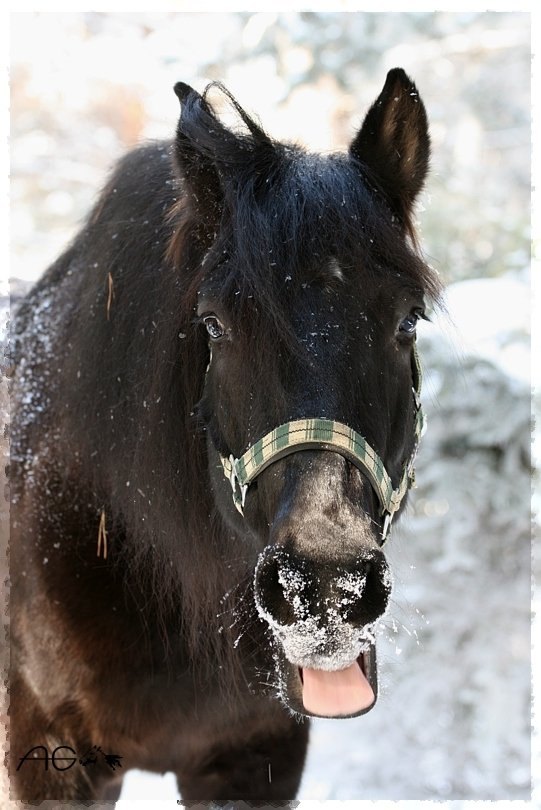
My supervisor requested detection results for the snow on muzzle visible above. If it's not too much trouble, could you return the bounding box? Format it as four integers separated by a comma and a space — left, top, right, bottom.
253, 546, 392, 718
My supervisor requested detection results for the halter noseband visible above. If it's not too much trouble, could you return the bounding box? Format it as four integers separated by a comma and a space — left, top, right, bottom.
218, 343, 426, 543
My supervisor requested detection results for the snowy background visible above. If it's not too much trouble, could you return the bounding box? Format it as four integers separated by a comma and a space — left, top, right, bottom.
3, 10, 535, 808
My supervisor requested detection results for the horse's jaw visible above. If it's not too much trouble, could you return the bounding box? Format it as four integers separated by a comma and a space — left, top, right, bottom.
274, 642, 378, 719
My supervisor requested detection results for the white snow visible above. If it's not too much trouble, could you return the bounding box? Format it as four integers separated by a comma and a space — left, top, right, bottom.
254, 549, 381, 671
117, 770, 180, 805
428, 273, 530, 386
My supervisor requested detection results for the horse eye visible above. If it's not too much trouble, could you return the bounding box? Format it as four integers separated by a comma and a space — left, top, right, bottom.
203, 315, 226, 341
398, 312, 420, 335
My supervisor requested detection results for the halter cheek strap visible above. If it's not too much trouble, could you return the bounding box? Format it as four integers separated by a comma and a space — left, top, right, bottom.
218, 342, 426, 543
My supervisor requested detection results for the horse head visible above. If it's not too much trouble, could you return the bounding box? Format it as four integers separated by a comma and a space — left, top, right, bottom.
172, 70, 440, 718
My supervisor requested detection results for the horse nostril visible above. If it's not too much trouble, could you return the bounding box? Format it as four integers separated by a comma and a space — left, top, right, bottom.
254, 549, 301, 627
339, 555, 392, 626
255, 547, 392, 634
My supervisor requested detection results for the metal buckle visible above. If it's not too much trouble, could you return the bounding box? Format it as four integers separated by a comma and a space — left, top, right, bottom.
227, 454, 247, 515
381, 511, 394, 542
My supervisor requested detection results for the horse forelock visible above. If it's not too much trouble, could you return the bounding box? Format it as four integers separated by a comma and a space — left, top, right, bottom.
176, 144, 442, 362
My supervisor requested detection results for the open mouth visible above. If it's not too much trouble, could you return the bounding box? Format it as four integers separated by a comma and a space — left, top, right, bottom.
279, 642, 378, 719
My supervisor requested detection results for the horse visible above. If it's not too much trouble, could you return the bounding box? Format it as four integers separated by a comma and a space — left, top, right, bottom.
9, 68, 441, 803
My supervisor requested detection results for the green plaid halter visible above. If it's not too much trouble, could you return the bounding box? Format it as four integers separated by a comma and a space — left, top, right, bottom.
220, 343, 426, 543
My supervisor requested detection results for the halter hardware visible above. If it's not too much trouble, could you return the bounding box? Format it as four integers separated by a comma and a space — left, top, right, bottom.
218, 343, 426, 543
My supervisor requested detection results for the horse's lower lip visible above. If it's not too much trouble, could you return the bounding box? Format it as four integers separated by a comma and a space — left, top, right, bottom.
279, 643, 378, 719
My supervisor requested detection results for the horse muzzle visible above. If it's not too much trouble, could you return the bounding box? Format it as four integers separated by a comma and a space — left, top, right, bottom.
253, 545, 389, 718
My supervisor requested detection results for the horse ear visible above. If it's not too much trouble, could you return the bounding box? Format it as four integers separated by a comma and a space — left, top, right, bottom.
173, 82, 273, 212
350, 68, 430, 233
173, 82, 224, 220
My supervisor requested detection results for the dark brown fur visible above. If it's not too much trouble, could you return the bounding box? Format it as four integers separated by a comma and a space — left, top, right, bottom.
9, 69, 441, 803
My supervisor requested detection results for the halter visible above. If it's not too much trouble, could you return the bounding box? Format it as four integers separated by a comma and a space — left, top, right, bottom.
218, 343, 426, 543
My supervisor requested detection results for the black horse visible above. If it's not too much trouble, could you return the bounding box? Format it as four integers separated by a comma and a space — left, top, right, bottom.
9, 68, 441, 802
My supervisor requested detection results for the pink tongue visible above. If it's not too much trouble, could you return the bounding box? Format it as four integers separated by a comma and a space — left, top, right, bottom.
301, 661, 375, 717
